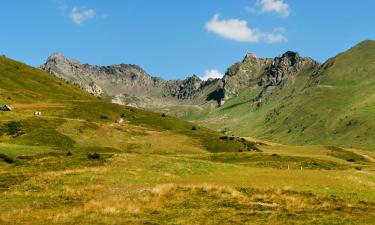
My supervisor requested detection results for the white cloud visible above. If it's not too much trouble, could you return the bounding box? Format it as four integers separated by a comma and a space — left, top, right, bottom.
255, 0, 290, 17
266, 27, 288, 43
266, 33, 287, 43
205, 14, 287, 44
205, 14, 262, 42
70, 7, 96, 24
200, 69, 223, 80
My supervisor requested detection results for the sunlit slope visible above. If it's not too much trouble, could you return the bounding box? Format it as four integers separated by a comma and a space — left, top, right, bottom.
176, 41, 375, 150
0, 55, 257, 153
0, 56, 374, 225
256, 40, 375, 149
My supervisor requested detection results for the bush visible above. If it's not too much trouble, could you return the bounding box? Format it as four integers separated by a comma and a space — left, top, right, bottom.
0, 153, 14, 164
161, 113, 166, 117
192, 126, 197, 131
100, 115, 109, 120
3, 121, 24, 137
88, 152, 100, 159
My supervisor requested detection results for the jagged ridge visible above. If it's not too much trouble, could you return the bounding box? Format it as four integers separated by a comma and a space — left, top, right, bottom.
41, 53, 218, 107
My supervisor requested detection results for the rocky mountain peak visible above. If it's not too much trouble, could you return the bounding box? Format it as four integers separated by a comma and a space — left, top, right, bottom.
185, 75, 202, 83
41, 53, 219, 106
41, 50, 319, 109
211, 51, 319, 107
47, 52, 67, 61
254, 51, 319, 106
242, 53, 257, 63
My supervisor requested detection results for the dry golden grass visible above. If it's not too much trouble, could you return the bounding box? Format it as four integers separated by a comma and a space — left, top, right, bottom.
2, 182, 373, 225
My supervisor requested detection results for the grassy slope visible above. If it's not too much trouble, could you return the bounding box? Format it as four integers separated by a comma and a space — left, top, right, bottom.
0, 55, 256, 154
257, 40, 375, 150
171, 41, 375, 151
0, 56, 374, 224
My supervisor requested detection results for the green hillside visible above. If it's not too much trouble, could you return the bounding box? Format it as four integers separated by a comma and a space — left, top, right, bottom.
0, 55, 374, 224
169, 41, 375, 151
0, 55, 258, 154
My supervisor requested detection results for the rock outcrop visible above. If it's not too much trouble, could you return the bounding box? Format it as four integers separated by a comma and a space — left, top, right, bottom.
254, 51, 319, 106
41, 51, 319, 109
41, 53, 218, 107
212, 51, 319, 106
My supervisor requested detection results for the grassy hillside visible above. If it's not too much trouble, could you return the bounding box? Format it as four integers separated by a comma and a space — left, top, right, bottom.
166, 40, 375, 151
0, 56, 374, 224
0, 55, 258, 154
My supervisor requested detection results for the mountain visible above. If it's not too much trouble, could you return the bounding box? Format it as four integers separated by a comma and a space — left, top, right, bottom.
2, 54, 374, 224
175, 40, 375, 150
0, 54, 253, 154
211, 51, 319, 106
41, 53, 218, 108
41, 41, 375, 150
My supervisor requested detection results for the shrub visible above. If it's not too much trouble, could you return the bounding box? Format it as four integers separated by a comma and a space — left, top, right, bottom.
4, 121, 23, 137
192, 126, 197, 131
88, 153, 100, 159
161, 113, 166, 117
100, 115, 109, 120
0, 153, 14, 164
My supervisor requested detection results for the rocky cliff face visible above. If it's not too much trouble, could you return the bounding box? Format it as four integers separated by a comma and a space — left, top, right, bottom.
41, 51, 319, 109
213, 51, 319, 106
41, 53, 217, 107
254, 51, 319, 106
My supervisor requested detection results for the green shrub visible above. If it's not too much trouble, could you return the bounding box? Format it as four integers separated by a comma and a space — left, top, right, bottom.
88, 153, 100, 159
1, 121, 24, 137
0, 153, 14, 164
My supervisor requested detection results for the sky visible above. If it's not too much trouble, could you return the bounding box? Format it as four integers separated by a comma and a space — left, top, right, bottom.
0, 0, 374, 80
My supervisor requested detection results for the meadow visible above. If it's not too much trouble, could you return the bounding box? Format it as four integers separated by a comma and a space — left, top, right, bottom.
0, 55, 374, 224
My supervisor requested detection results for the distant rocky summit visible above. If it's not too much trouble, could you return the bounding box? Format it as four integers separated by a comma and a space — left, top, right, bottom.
41, 51, 319, 109
41, 53, 218, 108
211, 51, 319, 106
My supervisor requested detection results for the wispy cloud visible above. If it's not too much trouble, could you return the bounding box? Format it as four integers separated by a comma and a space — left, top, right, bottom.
250, 0, 291, 17
205, 14, 287, 44
266, 27, 288, 43
53, 0, 68, 14
200, 69, 223, 81
70, 7, 96, 25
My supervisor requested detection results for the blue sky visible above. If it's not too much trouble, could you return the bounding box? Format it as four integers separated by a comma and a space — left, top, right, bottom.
0, 0, 374, 80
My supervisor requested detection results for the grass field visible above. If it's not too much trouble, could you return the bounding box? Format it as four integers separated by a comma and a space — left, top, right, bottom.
0, 55, 374, 224
162, 41, 375, 151
1, 139, 374, 224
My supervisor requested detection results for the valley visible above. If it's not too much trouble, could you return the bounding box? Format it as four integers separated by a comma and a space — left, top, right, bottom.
42, 41, 375, 151
0, 53, 374, 224
2, 1, 374, 224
